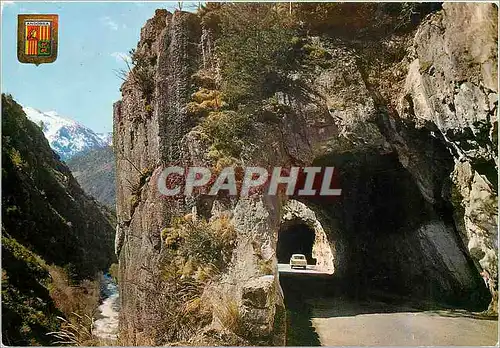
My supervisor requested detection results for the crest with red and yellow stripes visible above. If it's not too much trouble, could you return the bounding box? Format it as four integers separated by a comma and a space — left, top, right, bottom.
18, 14, 58, 64
25, 21, 52, 56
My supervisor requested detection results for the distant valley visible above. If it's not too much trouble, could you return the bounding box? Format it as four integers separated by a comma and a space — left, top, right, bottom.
67, 146, 116, 209
23, 106, 116, 209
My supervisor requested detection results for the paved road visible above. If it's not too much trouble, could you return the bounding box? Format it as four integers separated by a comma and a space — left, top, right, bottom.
309, 297, 498, 346
278, 263, 327, 274
279, 272, 498, 346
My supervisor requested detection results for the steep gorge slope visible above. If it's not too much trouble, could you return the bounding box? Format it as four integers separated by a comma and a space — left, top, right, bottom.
67, 146, 116, 209
2, 94, 115, 345
113, 4, 497, 345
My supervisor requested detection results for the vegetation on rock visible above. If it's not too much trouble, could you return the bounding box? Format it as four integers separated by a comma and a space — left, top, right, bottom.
193, 2, 444, 170
154, 214, 237, 342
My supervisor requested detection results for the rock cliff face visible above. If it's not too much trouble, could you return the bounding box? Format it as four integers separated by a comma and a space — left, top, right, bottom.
114, 4, 497, 345
397, 3, 498, 312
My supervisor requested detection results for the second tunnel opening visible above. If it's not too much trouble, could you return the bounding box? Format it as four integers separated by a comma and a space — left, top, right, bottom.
277, 221, 315, 265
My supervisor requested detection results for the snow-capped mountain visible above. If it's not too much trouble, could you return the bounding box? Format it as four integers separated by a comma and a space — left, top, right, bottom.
96, 132, 113, 146
23, 106, 109, 160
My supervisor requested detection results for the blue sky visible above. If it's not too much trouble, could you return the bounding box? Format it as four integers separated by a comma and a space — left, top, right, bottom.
1, 1, 198, 133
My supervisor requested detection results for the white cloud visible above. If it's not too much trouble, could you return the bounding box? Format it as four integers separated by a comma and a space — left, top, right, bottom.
111, 52, 131, 64
1, 1, 15, 10
100, 16, 119, 31
19, 7, 37, 13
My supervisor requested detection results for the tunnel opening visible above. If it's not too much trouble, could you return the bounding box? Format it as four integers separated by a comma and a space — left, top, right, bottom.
279, 149, 491, 314
277, 221, 315, 265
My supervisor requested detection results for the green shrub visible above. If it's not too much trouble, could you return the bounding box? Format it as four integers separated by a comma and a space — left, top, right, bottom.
129, 195, 139, 212
214, 3, 297, 105
293, 3, 441, 38
200, 110, 253, 159
5, 205, 18, 214
139, 166, 154, 186
303, 43, 330, 60
192, 88, 223, 104
185, 88, 226, 121
162, 227, 182, 250
9, 148, 27, 170
1, 236, 60, 346
129, 48, 156, 102
419, 60, 433, 74
300, 42, 333, 69
258, 259, 274, 275
191, 69, 218, 89
108, 263, 119, 283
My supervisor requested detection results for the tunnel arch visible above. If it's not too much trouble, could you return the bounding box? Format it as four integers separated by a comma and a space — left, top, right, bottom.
278, 199, 335, 274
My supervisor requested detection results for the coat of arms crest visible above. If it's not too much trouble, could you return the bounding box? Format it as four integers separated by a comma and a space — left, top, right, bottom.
17, 14, 59, 65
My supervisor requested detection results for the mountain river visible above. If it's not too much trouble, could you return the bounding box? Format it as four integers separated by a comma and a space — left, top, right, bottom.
93, 274, 119, 340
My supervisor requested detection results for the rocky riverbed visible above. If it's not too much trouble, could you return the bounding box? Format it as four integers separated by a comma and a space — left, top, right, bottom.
93, 274, 119, 340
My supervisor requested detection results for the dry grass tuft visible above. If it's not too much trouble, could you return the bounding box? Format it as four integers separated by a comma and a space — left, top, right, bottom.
46, 266, 114, 346
47, 313, 114, 346
153, 214, 240, 343
214, 298, 246, 336
48, 266, 100, 319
